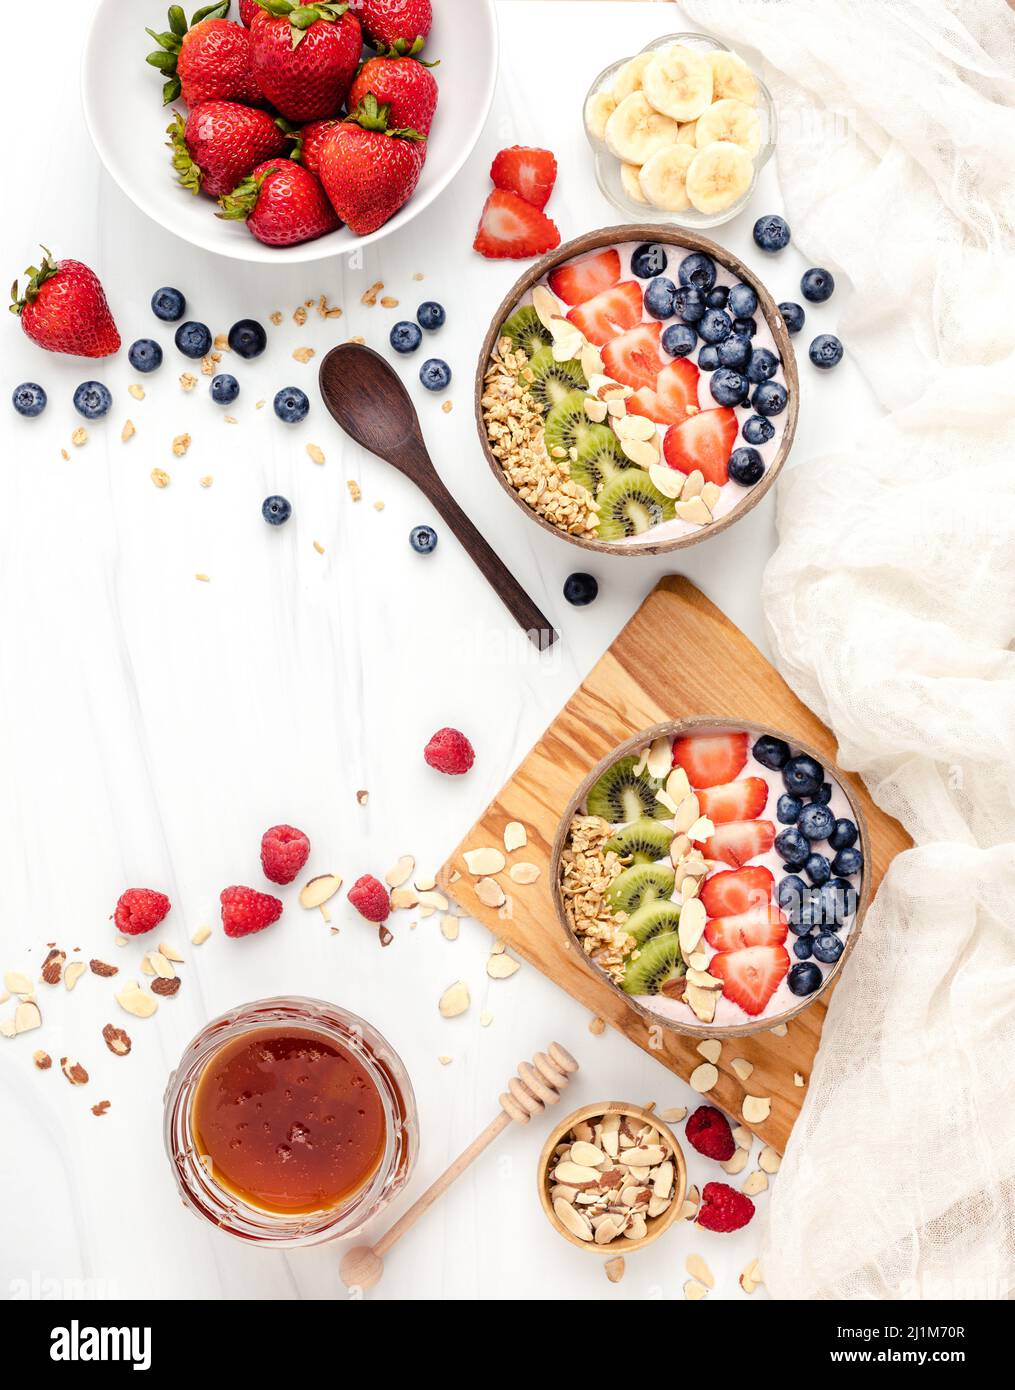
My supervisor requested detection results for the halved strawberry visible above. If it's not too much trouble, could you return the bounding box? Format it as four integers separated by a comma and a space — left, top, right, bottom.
697, 777, 769, 825
703, 820, 776, 868
653, 358, 700, 424
601, 321, 665, 390
490, 146, 558, 211
671, 731, 749, 788
473, 189, 560, 260
566, 281, 643, 348
626, 386, 662, 421
709, 945, 790, 1017
700, 865, 774, 919
663, 407, 738, 487
548, 248, 621, 305
704, 906, 788, 951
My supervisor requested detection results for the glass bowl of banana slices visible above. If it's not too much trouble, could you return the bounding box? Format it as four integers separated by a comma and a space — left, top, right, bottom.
584, 33, 776, 229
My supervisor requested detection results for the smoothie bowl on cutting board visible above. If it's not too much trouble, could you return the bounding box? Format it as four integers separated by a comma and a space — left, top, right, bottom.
551, 719, 870, 1038
476, 227, 798, 557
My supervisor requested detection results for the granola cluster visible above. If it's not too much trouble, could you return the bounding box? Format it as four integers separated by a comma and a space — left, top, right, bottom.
559, 815, 635, 983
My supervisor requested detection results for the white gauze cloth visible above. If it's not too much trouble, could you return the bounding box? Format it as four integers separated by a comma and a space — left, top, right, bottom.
681, 0, 1015, 1299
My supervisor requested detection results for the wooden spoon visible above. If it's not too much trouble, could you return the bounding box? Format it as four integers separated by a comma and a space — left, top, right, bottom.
319, 344, 558, 649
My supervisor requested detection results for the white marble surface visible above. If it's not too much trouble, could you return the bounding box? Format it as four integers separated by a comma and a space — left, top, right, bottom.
0, 1, 877, 1301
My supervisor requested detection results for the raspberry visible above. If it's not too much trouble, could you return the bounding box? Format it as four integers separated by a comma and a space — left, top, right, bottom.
685, 1105, 736, 1162
220, 885, 283, 938
424, 727, 475, 775
114, 888, 170, 937
697, 1181, 756, 1233
348, 874, 390, 923
260, 824, 311, 885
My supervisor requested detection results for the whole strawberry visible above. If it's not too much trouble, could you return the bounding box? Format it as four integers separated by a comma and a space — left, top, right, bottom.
318, 96, 426, 235
348, 875, 390, 923
259, 824, 312, 883
347, 53, 439, 136
249, 1, 362, 123
114, 888, 171, 937
221, 885, 283, 937
349, 0, 431, 55
424, 727, 475, 776
685, 1105, 736, 1162
219, 160, 340, 245
168, 102, 291, 197
10, 250, 120, 358
295, 117, 341, 176
696, 1181, 756, 1233
146, 4, 262, 106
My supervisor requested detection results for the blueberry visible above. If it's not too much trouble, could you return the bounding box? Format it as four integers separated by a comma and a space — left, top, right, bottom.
829, 877, 858, 916
796, 888, 826, 933
416, 300, 446, 331
12, 383, 46, 417
829, 818, 858, 851
788, 961, 822, 996
706, 286, 729, 309
733, 317, 758, 338
644, 277, 678, 320
698, 309, 732, 344
812, 931, 844, 965
751, 380, 788, 416
674, 286, 706, 323
797, 803, 835, 842
420, 358, 451, 391
662, 323, 697, 358
631, 243, 668, 279
697, 345, 719, 372
716, 335, 751, 370
727, 283, 758, 319
410, 525, 438, 555
777, 874, 807, 924
801, 267, 835, 303
783, 860, 807, 876
563, 572, 598, 606
728, 447, 765, 486
228, 319, 266, 359
710, 369, 748, 407
742, 414, 775, 445
804, 853, 831, 886
777, 794, 802, 824
175, 321, 212, 358
782, 753, 824, 797
812, 783, 833, 805
831, 846, 863, 877
745, 347, 778, 384
677, 252, 716, 292
390, 321, 423, 354
753, 735, 791, 770
753, 214, 791, 252
273, 386, 309, 423
816, 882, 846, 926
210, 373, 239, 405
72, 381, 112, 419
809, 334, 844, 370
152, 286, 186, 322
779, 301, 805, 334
793, 937, 814, 960
128, 339, 163, 373
262, 495, 291, 526
775, 827, 808, 864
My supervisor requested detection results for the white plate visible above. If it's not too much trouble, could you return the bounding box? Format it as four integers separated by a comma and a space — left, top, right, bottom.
81, 0, 498, 264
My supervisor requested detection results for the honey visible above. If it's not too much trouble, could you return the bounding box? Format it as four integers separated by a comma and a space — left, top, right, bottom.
192, 1026, 387, 1216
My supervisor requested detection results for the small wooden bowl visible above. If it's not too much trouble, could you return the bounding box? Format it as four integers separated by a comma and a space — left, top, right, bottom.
538, 1101, 687, 1254
474, 224, 799, 558
549, 716, 873, 1039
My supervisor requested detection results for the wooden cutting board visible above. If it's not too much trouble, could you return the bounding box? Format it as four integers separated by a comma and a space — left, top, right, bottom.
437, 577, 910, 1153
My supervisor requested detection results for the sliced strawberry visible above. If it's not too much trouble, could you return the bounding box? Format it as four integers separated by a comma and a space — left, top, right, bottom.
601, 321, 665, 390
663, 407, 738, 487
490, 146, 558, 211
671, 731, 749, 788
548, 248, 621, 305
567, 281, 643, 348
704, 906, 788, 951
473, 189, 560, 260
697, 777, 769, 825
709, 945, 790, 1016
653, 358, 701, 424
703, 820, 777, 869
626, 386, 662, 421
700, 865, 774, 919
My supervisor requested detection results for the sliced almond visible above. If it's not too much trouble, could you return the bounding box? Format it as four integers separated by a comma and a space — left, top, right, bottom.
475, 877, 506, 908
417, 890, 449, 911
508, 862, 540, 885
742, 1094, 772, 1125
440, 915, 459, 942
384, 855, 415, 888
730, 1056, 754, 1082
5, 971, 33, 998
620, 1145, 666, 1167
686, 967, 722, 990
696, 1038, 721, 1064
794, 1071, 805, 1087
687, 951, 709, 971
655, 788, 679, 815
532, 284, 564, 330
675, 495, 713, 526
486, 953, 520, 980
658, 1106, 686, 1123
438, 981, 470, 1018
652, 1159, 673, 1200
620, 437, 659, 468
552, 331, 585, 363
678, 897, 707, 956
584, 396, 609, 424
669, 833, 692, 864
570, 1141, 606, 1168
665, 766, 691, 802
147, 952, 176, 980
686, 1253, 715, 1289
553, 1197, 593, 1241
115, 980, 158, 1019
623, 1215, 648, 1241
648, 462, 685, 499
480, 1010, 493, 1027
604, 1253, 626, 1279
390, 887, 419, 910
503, 821, 527, 853
414, 873, 437, 892
615, 413, 656, 443
680, 875, 703, 901
299, 874, 342, 909
685, 983, 717, 1024
701, 481, 721, 510
680, 468, 705, 500
770, 1022, 788, 1037
721, 1147, 749, 1176
64, 962, 86, 992
673, 793, 701, 834
191, 926, 212, 946
689, 1062, 718, 1093
159, 942, 184, 963
686, 815, 715, 843
683, 1278, 708, 1301
732, 1125, 753, 1151
644, 735, 672, 779
463, 847, 506, 876
742, 1170, 769, 1197
759, 1146, 781, 1174
14, 1000, 42, 1034
580, 342, 604, 379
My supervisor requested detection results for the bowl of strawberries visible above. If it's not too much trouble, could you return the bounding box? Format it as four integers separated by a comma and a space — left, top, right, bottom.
82, 0, 498, 261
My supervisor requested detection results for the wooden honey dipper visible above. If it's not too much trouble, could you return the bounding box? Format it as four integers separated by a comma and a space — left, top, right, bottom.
339, 1042, 578, 1291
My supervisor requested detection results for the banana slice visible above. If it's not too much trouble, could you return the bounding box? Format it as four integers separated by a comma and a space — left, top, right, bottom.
685, 141, 754, 214
676, 120, 698, 146
611, 52, 653, 103
639, 144, 696, 212
696, 98, 762, 157
620, 162, 649, 206
707, 50, 758, 105
605, 92, 682, 164
642, 44, 713, 122
584, 89, 616, 142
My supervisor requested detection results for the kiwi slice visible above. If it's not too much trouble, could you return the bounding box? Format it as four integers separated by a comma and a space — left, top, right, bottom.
569, 424, 628, 495
605, 817, 674, 865
622, 931, 686, 996
623, 898, 681, 948
527, 347, 587, 414
501, 305, 552, 358
588, 756, 669, 825
595, 469, 676, 541
544, 389, 611, 456
607, 862, 677, 916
